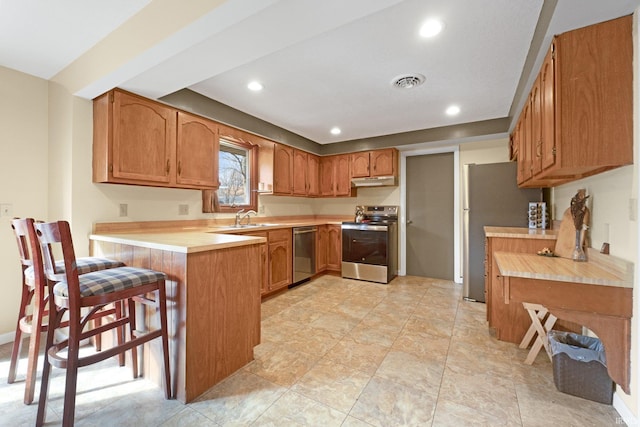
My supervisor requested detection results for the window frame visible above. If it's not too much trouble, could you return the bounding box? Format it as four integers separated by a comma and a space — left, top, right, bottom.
215, 135, 258, 213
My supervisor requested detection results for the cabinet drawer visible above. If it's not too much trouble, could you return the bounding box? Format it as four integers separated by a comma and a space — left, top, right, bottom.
268, 228, 291, 242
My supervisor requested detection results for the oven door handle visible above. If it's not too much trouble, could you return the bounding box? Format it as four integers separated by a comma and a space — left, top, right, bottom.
341, 224, 388, 231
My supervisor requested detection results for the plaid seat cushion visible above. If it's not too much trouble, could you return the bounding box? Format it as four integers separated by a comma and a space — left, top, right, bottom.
24, 257, 125, 286
53, 266, 167, 298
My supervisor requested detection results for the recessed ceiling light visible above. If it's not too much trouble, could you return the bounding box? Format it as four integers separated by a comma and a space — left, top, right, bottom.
419, 19, 443, 38
330, 127, 341, 135
446, 105, 460, 116
247, 81, 263, 91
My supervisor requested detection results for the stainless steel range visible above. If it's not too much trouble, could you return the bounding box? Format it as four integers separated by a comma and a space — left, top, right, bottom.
341, 205, 398, 284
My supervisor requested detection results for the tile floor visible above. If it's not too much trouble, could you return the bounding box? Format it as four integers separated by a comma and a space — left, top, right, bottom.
0, 275, 625, 426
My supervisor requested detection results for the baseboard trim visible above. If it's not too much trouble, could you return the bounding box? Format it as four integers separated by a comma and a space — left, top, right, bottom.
0, 331, 15, 346
613, 392, 638, 426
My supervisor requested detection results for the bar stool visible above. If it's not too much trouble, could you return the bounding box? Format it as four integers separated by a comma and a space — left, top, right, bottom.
33, 220, 171, 427
8, 218, 125, 404
519, 302, 557, 364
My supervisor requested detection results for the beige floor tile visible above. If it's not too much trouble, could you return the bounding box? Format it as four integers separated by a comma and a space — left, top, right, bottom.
308, 311, 361, 335
253, 390, 347, 426
516, 382, 621, 427
375, 350, 445, 394
349, 375, 438, 427
189, 370, 286, 426
437, 367, 521, 425
244, 344, 322, 387
159, 407, 218, 426
291, 359, 372, 413
391, 328, 450, 361
322, 335, 389, 375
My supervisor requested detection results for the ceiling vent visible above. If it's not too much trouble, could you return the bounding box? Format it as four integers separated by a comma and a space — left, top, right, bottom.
391, 73, 425, 89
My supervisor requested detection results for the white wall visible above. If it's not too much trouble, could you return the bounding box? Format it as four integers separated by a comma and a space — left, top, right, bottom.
0, 66, 49, 341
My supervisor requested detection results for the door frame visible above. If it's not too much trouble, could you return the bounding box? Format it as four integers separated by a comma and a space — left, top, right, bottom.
399, 147, 461, 283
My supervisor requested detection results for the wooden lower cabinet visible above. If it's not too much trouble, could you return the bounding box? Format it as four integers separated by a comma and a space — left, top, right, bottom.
315, 224, 342, 274
316, 225, 329, 272
267, 228, 292, 292
327, 225, 342, 272
244, 231, 269, 294
486, 235, 579, 343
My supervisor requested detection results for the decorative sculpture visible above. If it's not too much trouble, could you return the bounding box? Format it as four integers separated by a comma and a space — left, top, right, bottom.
570, 189, 590, 262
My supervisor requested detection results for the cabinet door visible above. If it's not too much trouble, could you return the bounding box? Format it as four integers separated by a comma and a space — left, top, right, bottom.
540, 45, 556, 171
350, 152, 370, 178
292, 149, 308, 196
370, 149, 396, 176
326, 225, 342, 271
176, 112, 219, 188
112, 90, 176, 184
316, 225, 328, 272
307, 154, 320, 196
518, 101, 532, 185
268, 229, 292, 291
334, 155, 351, 196
245, 231, 269, 295
319, 156, 336, 196
273, 144, 293, 194
530, 75, 543, 176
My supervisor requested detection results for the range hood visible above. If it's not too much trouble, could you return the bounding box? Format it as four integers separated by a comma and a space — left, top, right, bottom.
350, 176, 397, 187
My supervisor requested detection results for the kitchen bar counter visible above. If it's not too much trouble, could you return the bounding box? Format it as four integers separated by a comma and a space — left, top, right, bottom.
494, 248, 633, 393
484, 226, 558, 240
90, 231, 265, 253
91, 227, 265, 403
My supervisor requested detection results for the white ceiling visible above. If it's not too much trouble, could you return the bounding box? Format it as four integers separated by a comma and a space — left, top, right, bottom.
1, 0, 638, 145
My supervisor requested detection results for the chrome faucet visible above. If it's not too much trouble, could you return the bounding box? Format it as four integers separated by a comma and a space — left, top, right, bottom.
235, 209, 257, 226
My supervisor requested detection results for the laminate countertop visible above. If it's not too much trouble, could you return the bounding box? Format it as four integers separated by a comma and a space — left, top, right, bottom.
484, 226, 558, 240
90, 219, 345, 254
493, 250, 633, 288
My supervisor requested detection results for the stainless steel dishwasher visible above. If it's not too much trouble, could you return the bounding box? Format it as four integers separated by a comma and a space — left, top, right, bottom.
292, 226, 317, 285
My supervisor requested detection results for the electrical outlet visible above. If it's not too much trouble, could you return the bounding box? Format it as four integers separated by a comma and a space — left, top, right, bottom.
119, 203, 128, 217
178, 204, 189, 215
0, 203, 12, 217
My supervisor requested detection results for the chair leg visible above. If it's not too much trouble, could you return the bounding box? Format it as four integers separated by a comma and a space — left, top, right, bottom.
36, 305, 63, 427
93, 313, 102, 352
127, 298, 139, 378
23, 288, 47, 404
157, 284, 172, 399
8, 285, 33, 384
61, 310, 82, 427
115, 302, 125, 367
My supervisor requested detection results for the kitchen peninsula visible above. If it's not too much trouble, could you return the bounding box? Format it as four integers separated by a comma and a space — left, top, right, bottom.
486, 227, 634, 393
90, 226, 265, 403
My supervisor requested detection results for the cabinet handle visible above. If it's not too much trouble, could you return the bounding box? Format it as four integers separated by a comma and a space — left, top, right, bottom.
178, 161, 182, 176
166, 159, 170, 174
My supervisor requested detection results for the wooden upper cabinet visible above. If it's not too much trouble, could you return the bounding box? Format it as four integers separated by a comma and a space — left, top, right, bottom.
292, 149, 308, 196
273, 144, 294, 195
350, 152, 371, 178
176, 111, 219, 188
307, 154, 320, 196
110, 90, 176, 185
93, 88, 219, 190
335, 154, 351, 196
350, 149, 397, 179
319, 155, 336, 196
370, 149, 396, 176
540, 46, 556, 172
513, 15, 633, 188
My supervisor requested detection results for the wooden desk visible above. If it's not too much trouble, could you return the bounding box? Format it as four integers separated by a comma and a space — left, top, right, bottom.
494, 250, 633, 393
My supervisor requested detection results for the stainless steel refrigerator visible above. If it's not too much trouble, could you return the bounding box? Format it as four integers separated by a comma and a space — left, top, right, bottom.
462, 162, 542, 302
